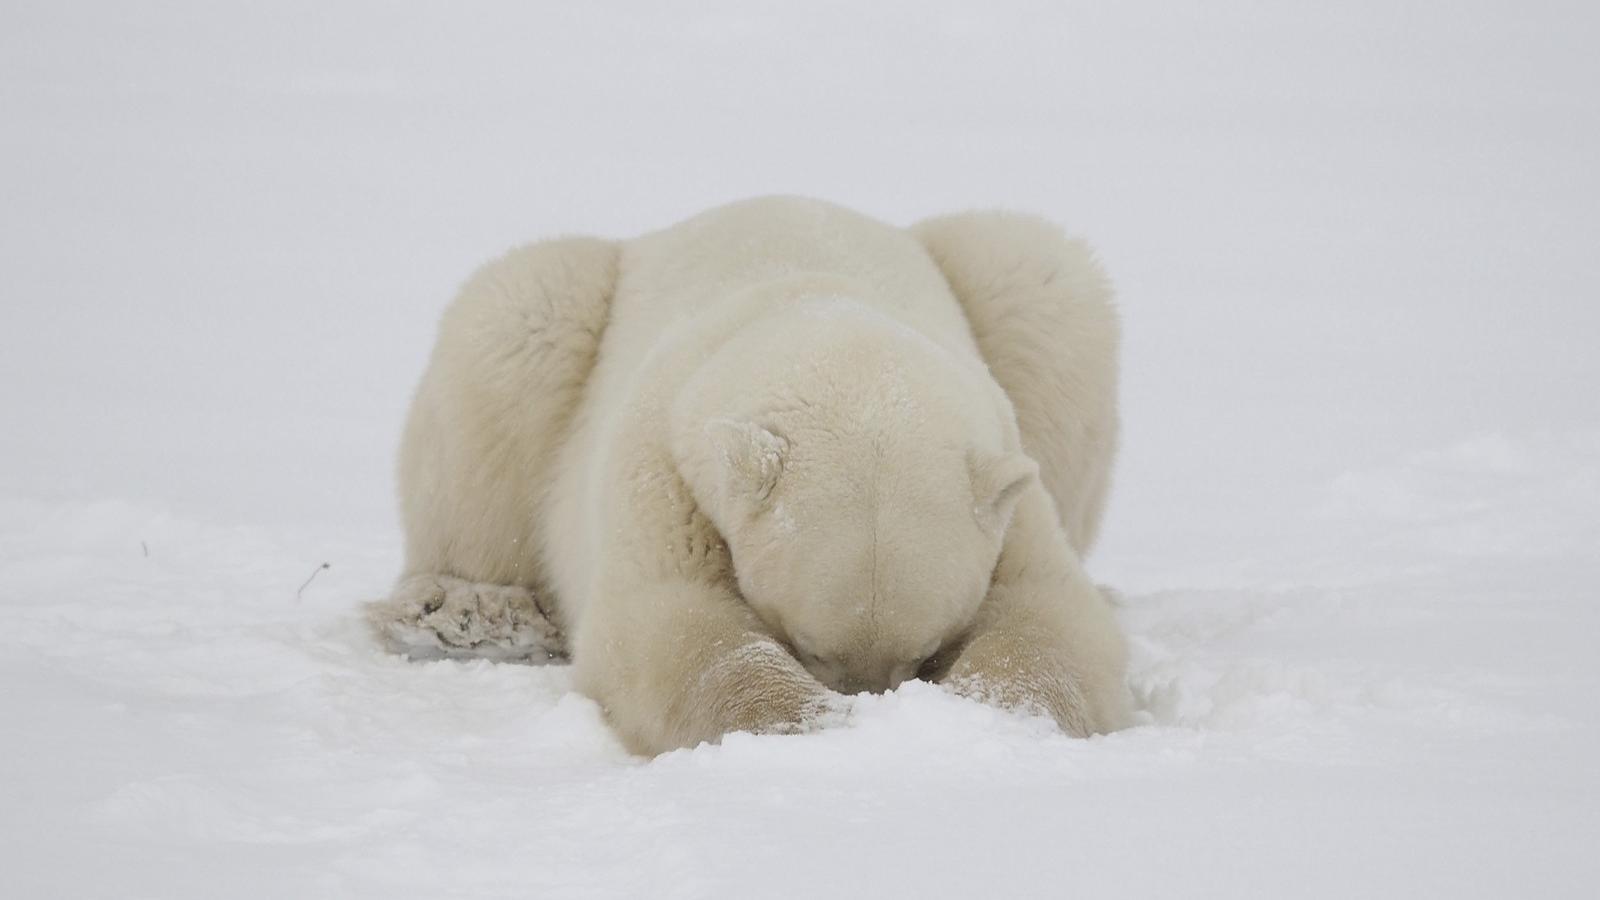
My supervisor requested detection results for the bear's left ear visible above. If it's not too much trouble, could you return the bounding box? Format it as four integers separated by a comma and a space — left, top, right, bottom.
705, 419, 789, 504
969, 450, 1037, 535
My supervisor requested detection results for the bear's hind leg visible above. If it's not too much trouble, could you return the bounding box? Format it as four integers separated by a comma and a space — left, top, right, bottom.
384, 236, 618, 660
366, 574, 567, 663
913, 212, 1119, 555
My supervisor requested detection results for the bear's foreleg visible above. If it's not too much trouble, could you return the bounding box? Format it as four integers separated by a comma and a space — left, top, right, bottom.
944, 485, 1131, 735
578, 578, 843, 754
572, 444, 843, 754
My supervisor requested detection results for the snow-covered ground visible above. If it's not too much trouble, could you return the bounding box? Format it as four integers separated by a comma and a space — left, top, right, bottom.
3, 3, 1597, 897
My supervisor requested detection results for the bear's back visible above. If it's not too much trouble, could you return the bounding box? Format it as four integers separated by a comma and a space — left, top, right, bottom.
605, 196, 974, 358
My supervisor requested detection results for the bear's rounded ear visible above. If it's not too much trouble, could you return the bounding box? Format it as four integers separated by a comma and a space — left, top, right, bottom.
969, 450, 1037, 535
705, 419, 789, 504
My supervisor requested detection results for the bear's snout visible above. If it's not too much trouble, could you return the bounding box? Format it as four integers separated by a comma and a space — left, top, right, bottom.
808, 656, 920, 695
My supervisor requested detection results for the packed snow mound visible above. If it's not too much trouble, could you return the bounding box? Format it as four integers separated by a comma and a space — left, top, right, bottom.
3, 430, 1595, 897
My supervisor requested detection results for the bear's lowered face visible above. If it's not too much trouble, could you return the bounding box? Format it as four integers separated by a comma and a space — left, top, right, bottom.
704, 417, 1036, 694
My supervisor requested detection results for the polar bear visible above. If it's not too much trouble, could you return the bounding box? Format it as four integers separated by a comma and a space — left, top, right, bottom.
367, 197, 1129, 754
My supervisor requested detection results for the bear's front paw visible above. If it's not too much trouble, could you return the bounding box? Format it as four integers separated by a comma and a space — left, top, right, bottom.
727, 683, 855, 737
943, 634, 1124, 736
366, 574, 566, 663
697, 639, 850, 739
943, 668, 1093, 736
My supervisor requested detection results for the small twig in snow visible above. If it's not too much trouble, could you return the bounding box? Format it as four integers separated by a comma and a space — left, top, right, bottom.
297, 562, 331, 600
141, 540, 149, 558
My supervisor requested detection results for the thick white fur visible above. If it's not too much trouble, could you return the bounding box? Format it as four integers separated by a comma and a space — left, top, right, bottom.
368, 197, 1129, 754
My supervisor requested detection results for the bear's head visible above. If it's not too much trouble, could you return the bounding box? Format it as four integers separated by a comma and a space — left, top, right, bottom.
675, 302, 1036, 694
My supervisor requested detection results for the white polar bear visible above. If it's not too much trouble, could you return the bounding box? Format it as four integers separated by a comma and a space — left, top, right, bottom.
367, 197, 1129, 754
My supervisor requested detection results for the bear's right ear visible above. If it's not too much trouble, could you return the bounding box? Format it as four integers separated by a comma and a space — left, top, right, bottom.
704, 419, 788, 504
969, 450, 1037, 536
